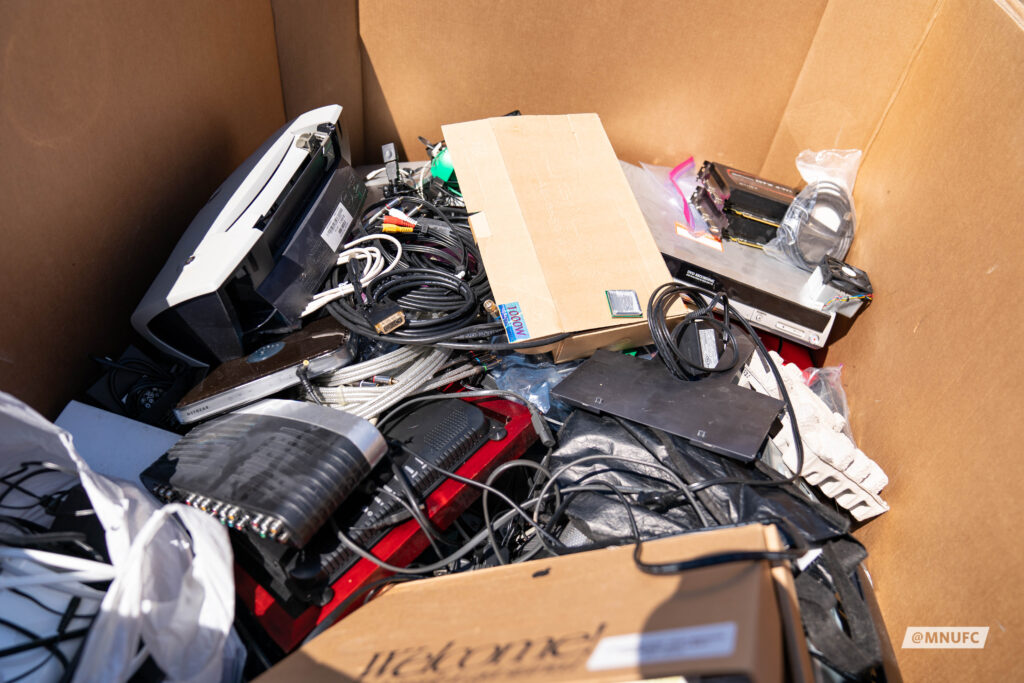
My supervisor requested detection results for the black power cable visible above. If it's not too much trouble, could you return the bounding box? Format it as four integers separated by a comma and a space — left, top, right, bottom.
647, 283, 739, 380
645, 282, 805, 491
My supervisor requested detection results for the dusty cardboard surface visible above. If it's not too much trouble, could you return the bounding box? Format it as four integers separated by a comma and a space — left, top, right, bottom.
354, 1, 828, 169
259, 525, 793, 683
443, 114, 675, 354
758, 0, 940, 185
828, 0, 1024, 680
270, 0, 365, 163
0, 0, 286, 418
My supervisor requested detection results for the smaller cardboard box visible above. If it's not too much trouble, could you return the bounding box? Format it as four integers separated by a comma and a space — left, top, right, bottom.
259, 524, 811, 683
442, 114, 684, 361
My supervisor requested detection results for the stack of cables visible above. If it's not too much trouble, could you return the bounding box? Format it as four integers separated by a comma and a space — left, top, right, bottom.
299, 346, 483, 422
311, 193, 569, 352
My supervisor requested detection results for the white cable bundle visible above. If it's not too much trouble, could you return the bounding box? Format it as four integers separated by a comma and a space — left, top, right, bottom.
300, 234, 403, 317
307, 346, 482, 422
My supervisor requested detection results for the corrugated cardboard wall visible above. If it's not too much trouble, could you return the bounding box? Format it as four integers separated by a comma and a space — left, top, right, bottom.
0, 0, 286, 417
355, 0, 828, 169
757, 0, 941, 184
270, 0, 365, 163
827, 0, 1024, 679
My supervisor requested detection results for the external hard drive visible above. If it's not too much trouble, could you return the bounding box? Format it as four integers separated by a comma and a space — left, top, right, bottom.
174, 317, 353, 424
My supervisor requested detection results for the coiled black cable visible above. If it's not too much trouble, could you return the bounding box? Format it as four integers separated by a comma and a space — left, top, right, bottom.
371, 268, 478, 333
322, 190, 572, 349
646, 282, 806, 492
647, 282, 739, 380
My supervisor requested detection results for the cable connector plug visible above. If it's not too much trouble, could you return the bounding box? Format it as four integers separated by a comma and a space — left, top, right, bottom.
366, 303, 406, 334
636, 490, 687, 512
415, 218, 453, 238
530, 410, 556, 448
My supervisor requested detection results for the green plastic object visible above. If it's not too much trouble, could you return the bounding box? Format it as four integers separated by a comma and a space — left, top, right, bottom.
431, 146, 456, 183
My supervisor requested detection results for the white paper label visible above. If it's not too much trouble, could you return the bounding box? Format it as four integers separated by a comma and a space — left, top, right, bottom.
321, 202, 353, 251
587, 622, 737, 671
698, 327, 719, 369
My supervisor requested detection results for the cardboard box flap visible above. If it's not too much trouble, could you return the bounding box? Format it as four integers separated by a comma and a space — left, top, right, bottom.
259, 524, 799, 683
443, 114, 674, 341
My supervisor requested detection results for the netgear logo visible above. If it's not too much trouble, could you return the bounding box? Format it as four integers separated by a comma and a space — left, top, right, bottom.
902, 627, 989, 649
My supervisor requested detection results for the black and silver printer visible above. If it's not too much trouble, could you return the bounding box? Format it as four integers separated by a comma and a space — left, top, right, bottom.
132, 104, 366, 366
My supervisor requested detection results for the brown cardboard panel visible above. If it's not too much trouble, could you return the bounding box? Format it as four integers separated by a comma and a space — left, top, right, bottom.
0, 0, 286, 418
259, 525, 798, 683
771, 556, 815, 683
550, 319, 667, 363
759, 0, 941, 186
359, 0, 827, 169
828, 0, 1024, 679
506, 317, 685, 363
443, 114, 675, 353
270, 0, 365, 163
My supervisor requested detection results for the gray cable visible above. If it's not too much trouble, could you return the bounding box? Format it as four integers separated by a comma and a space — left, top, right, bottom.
481, 459, 559, 565
350, 348, 451, 419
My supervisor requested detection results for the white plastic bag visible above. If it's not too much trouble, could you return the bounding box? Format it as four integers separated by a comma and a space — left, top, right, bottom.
765, 149, 862, 271
0, 392, 245, 682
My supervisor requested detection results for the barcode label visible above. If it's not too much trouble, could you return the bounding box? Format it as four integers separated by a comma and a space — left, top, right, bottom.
321, 202, 353, 251
699, 327, 719, 369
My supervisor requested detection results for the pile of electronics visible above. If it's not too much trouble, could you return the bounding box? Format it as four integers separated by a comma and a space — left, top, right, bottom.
0, 106, 894, 682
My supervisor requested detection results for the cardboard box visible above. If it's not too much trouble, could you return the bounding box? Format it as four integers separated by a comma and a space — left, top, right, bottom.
1, 1, 1021, 679
442, 114, 681, 361
258, 524, 810, 683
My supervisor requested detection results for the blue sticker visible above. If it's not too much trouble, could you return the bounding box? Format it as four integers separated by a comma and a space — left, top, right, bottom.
498, 302, 531, 342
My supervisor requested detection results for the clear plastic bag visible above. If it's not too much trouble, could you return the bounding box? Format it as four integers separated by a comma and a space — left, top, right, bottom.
489, 354, 581, 422
0, 392, 245, 682
662, 158, 714, 236
802, 365, 852, 438
765, 149, 862, 271
619, 160, 709, 237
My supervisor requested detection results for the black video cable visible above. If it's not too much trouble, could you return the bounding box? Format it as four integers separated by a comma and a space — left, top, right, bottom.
647, 283, 740, 380
325, 194, 570, 350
